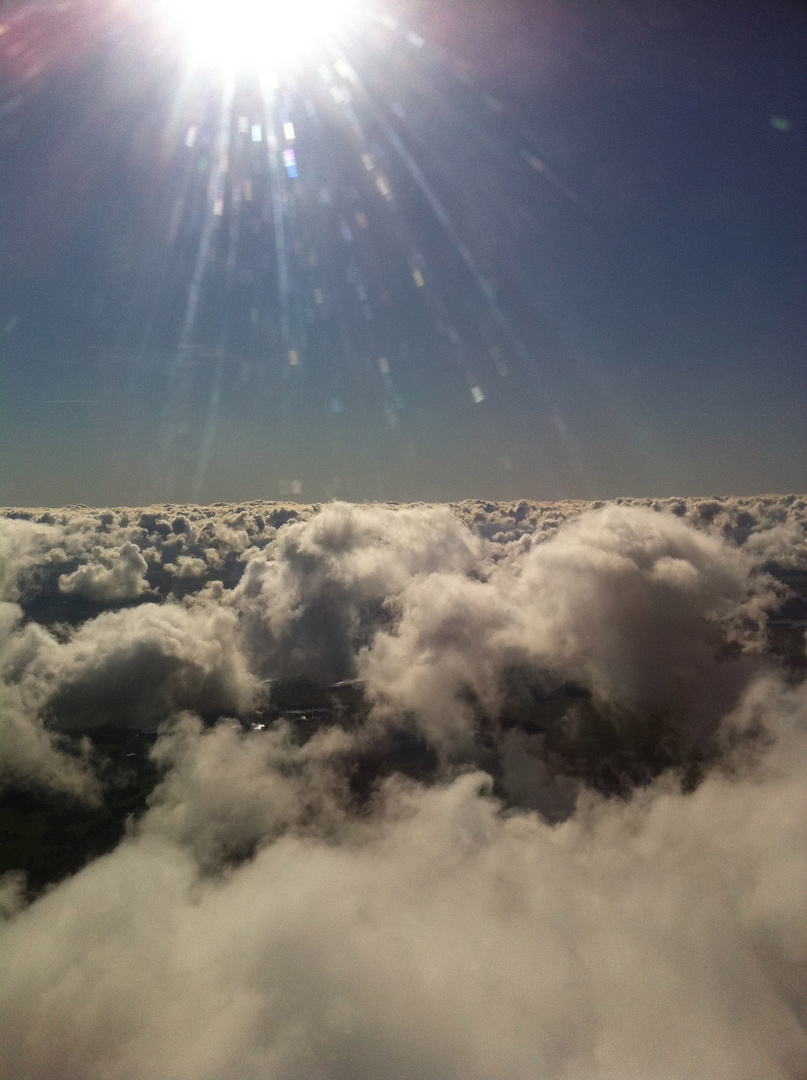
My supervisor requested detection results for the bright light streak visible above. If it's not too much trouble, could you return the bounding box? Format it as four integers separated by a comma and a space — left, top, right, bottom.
283, 146, 298, 177
163, 0, 357, 72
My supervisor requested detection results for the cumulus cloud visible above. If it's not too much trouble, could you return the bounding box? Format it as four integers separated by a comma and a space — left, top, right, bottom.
0, 496, 805, 1078
0, 603, 99, 800
140, 713, 352, 870
450, 493, 807, 565
231, 501, 483, 684
0, 516, 58, 601
57, 541, 150, 601
0, 681, 98, 801
5, 600, 261, 730
166, 555, 209, 579
0, 675, 805, 1079
360, 504, 780, 751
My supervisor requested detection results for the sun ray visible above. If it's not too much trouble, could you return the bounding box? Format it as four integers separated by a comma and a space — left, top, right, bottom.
162, 0, 359, 73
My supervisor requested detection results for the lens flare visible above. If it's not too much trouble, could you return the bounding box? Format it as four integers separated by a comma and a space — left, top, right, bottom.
164, 0, 357, 72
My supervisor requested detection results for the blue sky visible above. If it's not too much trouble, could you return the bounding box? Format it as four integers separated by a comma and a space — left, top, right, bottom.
0, 0, 804, 505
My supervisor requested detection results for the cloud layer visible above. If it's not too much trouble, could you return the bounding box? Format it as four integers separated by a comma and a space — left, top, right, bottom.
0, 496, 805, 1077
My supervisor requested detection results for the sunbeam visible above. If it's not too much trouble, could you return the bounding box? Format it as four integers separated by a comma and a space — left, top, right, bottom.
162, 0, 360, 72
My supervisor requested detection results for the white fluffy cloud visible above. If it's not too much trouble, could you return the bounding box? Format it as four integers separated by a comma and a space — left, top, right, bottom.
140, 713, 352, 870
360, 504, 780, 749
231, 501, 483, 684
0, 497, 805, 1077
0, 676, 804, 1079
58, 541, 150, 601
0, 603, 99, 799
4, 600, 261, 730
0, 681, 98, 801
0, 517, 59, 601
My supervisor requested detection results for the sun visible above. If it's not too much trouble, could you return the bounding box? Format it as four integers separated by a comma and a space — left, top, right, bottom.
163, 0, 358, 73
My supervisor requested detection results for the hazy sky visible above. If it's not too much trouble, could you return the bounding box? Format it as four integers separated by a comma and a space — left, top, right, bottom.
0, 0, 804, 506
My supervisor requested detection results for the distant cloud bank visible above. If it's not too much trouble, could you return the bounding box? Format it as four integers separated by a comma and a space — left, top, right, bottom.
0, 495, 805, 1078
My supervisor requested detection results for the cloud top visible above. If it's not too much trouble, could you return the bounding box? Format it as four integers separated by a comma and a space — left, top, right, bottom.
0, 496, 804, 1077
57, 541, 150, 601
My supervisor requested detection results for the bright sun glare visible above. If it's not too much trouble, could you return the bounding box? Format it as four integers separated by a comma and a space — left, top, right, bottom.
164, 0, 357, 72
